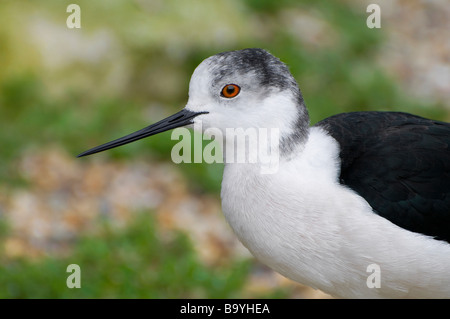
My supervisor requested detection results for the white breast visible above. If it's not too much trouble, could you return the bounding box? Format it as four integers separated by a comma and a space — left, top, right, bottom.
220, 127, 450, 298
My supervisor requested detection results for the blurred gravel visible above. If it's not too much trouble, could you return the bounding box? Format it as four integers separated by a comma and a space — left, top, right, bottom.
2, 147, 330, 298
365, 0, 450, 107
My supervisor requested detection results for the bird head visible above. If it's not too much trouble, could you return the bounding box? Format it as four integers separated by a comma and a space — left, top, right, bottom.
78, 48, 309, 158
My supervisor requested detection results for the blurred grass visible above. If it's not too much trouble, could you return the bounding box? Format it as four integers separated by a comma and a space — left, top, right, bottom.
0, 0, 448, 298
0, 213, 290, 298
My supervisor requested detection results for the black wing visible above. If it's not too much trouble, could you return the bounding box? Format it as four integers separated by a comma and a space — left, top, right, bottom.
316, 112, 450, 243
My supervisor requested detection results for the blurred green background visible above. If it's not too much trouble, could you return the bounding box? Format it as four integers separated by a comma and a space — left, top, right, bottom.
0, 0, 448, 298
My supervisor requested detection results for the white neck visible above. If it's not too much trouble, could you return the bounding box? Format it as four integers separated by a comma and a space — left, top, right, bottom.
220, 126, 450, 298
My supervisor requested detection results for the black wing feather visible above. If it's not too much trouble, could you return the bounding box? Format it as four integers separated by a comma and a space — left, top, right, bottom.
316, 112, 450, 243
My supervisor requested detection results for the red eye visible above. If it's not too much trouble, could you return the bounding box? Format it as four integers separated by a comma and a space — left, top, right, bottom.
221, 84, 240, 98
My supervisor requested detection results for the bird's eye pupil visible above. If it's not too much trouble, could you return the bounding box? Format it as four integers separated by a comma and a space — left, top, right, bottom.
221, 84, 240, 98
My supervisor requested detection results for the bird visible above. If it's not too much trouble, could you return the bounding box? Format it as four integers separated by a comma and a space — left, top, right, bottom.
78, 48, 450, 298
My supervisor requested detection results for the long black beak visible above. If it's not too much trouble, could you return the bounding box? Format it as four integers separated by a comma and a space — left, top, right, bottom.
77, 109, 207, 157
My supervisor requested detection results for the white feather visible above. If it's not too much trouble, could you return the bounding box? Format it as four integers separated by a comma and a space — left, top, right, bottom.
221, 127, 450, 298
185, 50, 450, 298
